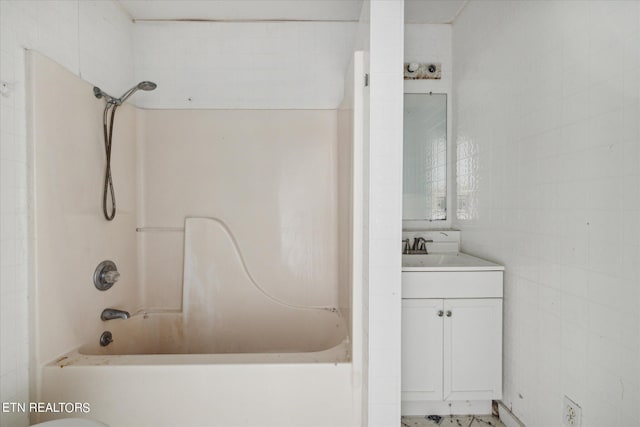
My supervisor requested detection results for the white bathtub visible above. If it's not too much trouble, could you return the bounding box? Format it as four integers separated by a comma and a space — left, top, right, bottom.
36, 217, 363, 426
78, 309, 348, 357
38, 311, 358, 427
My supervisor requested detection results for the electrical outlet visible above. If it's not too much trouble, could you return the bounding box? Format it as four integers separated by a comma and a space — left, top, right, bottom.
563, 396, 582, 427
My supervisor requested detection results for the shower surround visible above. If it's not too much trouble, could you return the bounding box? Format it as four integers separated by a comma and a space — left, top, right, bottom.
137, 108, 341, 311
29, 49, 362, 426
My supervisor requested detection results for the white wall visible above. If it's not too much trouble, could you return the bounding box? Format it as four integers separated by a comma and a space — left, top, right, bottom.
404, 24, 452, 87
133, 21, 357, 109
453, 1, 640, 426
353, 5, 371, 425
366, 1, 404, 425
0, 2, 133, 426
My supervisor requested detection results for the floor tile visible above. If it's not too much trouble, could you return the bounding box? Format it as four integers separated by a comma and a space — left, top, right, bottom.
470, 415, 506, 427
401, 415, 505, 427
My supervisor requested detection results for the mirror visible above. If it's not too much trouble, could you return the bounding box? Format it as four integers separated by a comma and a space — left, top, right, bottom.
403, 93, 447, 221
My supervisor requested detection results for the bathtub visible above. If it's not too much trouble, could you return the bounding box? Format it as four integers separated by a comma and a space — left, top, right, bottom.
79, 308, 348, 357
38, 311, 359, 427
36, 217, 362, 426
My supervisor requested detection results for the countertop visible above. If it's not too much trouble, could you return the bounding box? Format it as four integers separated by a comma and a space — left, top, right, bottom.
402, 253, 505, 272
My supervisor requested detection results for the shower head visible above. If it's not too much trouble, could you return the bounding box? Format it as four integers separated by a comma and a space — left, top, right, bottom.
94, 81, 157, 105
137, 81, 157, 91
118, 81, 157, 104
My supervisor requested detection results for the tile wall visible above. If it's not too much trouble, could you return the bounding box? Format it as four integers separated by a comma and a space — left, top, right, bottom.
0, 2, 133, 426
452, 1, 640, 426
132, 21, 357, 109
404, 24, 452, 87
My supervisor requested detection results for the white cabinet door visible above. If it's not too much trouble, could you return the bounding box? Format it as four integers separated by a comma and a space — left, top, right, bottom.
443, 298, 502, 401
401, 299, 443, 401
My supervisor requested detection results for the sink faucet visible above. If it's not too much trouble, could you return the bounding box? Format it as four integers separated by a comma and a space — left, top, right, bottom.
101, 308, 130, 321
412, 237, 434, 254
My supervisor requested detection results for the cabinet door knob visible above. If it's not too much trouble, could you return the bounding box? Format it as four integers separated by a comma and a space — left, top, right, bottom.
446, 310, 452, 317
437, 310, 444, 317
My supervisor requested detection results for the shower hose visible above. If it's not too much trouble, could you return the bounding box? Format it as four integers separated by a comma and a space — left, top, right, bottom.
102, 103, 118, 221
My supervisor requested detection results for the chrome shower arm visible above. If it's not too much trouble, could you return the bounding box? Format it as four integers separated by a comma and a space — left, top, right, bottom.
119, 81, 157, 104
117, 84, 139, 105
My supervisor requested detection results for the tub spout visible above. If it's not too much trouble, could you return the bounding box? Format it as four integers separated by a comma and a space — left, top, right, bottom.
101, 308, 130, 321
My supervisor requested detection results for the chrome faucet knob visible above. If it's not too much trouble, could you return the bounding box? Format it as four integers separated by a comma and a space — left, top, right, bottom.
93, 260, 119, 291
102, 270, 120, 284
100, 331, 113, 347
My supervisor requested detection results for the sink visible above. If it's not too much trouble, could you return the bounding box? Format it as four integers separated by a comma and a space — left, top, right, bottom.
402, 253, 504, 272
402, 253, 504, 298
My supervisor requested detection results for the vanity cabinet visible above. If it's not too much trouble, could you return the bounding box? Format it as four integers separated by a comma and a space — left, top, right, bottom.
401, 257, 504, 414
402, 299, 444, 401
401, 297, 502, 402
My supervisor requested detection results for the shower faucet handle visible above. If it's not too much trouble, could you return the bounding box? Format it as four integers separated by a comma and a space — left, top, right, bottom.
93, 260, 120, 291
103, 270, 120, 285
